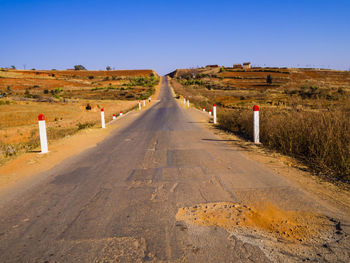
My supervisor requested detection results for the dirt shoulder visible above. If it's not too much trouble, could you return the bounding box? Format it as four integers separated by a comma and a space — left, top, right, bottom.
0, 78, 162, 192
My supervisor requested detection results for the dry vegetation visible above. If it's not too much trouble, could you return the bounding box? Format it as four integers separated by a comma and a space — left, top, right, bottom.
170, 66, 350, 183
0, 68, 159, 165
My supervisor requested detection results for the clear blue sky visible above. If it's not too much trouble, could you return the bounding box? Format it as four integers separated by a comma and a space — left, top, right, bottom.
1, 0, 349, 75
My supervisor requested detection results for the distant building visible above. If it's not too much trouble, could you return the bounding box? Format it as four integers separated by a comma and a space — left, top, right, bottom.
233, 64, 243, 69
243, 62, 252, 69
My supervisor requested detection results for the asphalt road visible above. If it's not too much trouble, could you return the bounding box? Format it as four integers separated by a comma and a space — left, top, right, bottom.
0, 77, 348, 262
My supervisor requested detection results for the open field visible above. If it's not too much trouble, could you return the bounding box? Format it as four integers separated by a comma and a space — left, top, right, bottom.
0, 69, 160, 165
169, 66, 350, 183
0, 69, 158, 100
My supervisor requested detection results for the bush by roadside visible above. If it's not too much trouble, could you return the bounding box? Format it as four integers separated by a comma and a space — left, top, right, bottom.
218, 109, 350, 183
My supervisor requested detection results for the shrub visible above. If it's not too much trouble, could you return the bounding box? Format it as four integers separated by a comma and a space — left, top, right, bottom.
88, 76, 94, 80
24, 89, 32, 98
77, 122, 95, 130
127, 76, 160, 87
285, 86, 345, 101
266, 74, 272, 84
74, 65, 86, 70
54, 87, 63, 93
0, 100, 11, 105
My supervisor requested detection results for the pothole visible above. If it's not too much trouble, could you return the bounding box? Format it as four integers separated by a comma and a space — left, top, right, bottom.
176, 202, 344, 262
176, 202, 329, 243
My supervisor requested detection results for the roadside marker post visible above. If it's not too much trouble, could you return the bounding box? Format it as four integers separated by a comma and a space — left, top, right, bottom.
213, 103, 217, 124
138, 101, 141, 110
149, 97, 151, 102
101, 108, 106, 128
209, 110, 212, 116
120, 111, 123, 116
203, 107, 206, 112
38, 114, 48, 154
187, 99, 190, 108
183, 98, 186, 104
112, 114, 116, 120
253, 105, 260, 144
143, 100, 146, 107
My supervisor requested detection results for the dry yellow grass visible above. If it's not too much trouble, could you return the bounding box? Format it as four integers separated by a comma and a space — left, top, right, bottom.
218, 108, 350, 182
0, 99, 138, 164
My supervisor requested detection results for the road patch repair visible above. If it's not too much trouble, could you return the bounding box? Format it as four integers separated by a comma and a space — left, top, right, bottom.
176, 201, 346, 262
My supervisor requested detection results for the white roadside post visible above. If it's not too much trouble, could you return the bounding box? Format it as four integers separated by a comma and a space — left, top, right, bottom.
202, 107, 206, 112
213, 103, 217, 124
183, 98, 186, 104
187, 99, 190, 108
138, 101, 141, 110
253, 105, 260, 144
209, 110, 212, 116
38, 114, 48, 154
148, 97, 151, 102
120, 111, 123, 116
101, 108, 106, 128
112, 114, 116, 120
143, 100, 146, 107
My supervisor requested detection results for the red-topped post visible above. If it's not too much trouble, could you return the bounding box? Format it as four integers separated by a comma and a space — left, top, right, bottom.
213, 103, 217, 124
112, 114, 116, 120
209, 109, 212, 116
202, 107, 205, 112
101, 108, 105, 128
120, 111, 123, 116
38, 114, 48, 153
253, 105, 260, 143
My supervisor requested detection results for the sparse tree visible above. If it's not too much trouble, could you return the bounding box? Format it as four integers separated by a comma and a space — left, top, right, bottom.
106, 66, 111, 71
10, 65, 16, 70
266, 74, 272, 85
74, 65, 86, 71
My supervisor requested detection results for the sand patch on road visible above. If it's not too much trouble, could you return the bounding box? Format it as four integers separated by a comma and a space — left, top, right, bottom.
176, 202, 330, 243
176, 202, 346, 261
